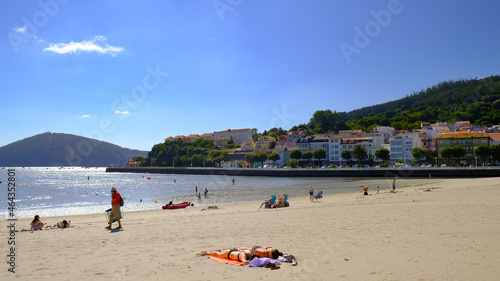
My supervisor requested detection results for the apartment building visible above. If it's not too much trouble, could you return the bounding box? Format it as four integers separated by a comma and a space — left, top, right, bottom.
436, 132, 490, 165
390, 132, 423, 163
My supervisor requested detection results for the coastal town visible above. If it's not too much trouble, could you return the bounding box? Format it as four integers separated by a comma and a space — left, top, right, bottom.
147, 121, 500, 168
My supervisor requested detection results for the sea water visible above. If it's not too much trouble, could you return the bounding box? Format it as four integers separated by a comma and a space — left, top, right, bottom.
1, 167, 419, 220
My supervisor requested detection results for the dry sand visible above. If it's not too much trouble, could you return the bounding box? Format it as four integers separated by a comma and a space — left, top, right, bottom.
2, 177, 500, 280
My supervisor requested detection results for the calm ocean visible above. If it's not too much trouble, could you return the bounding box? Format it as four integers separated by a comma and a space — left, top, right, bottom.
1, 167, 421, 220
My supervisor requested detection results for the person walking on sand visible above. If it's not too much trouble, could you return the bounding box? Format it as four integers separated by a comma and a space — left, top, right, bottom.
309, 186, 314, 202
106, 187, 122, 230
377, 186, 379, 194
392, 178, 396, 193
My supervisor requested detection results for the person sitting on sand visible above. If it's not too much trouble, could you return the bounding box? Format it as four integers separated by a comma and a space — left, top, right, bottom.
259, 197, 277, 208
30, 215, 44, 230
363, 186, 368, 196
200, 249, 254, 264
277, 193, 288, 205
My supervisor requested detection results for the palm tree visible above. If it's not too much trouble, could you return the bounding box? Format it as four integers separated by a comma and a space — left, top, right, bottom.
352, 144, 368, 166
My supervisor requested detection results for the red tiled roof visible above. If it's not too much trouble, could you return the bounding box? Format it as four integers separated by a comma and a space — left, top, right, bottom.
489, 133, 500, 141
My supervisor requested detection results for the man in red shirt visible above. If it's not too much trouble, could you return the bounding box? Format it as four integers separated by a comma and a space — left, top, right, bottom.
106, 187, 123, 230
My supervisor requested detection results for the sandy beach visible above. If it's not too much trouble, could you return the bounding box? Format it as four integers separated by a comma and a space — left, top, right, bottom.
2, 177, 500, 280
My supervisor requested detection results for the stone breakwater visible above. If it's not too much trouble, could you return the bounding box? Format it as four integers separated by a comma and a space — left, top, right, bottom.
106, 167, 500, 178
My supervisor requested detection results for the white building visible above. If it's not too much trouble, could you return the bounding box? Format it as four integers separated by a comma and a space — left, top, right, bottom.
373, 126, 395, 142
329, 137, 376, 164
328, 137, 342, 163
389, 132, 424, 163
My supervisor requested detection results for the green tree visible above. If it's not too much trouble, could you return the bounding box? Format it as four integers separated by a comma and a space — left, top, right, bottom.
132, 156, 147, 166
411, 147, 426, 163
190, 154, 204, 167
270, 141, 276, 149
491, 144, 500, 163
474, 144, 490, 165
352, 144, 368, 165
452, 146, 466, 166
286, 159, 299, 168
374, 148, 390, 164
226, 138, 235, 149
208, 150, 222, 160
268, 152, 280, 166
341, 150, 352, 165
255, 151, 268, 166
309, 110, 345, 133
222, 151, 230, 162
439, 146, 454, 165
205, 158, 214, 167
313, 148, 327, 166
290, 149, 303, 160
178, 155, 189, 167
245, 153, 256, 166
268, 132, 279, 140
302, 151, 313, 166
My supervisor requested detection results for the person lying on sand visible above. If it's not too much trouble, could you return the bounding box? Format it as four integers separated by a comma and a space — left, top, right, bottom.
199, 249, 254, 264
238, 246, 283, 259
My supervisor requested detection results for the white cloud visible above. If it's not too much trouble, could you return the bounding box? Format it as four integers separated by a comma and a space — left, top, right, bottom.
13, 26, 27, 34
80, 114, 91, 118
115, 111, 130, 115
35, 36, 46, 44
43, 35, 124, 56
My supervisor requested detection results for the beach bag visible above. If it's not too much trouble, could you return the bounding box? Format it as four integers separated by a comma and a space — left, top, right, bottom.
119, 195, 124, 206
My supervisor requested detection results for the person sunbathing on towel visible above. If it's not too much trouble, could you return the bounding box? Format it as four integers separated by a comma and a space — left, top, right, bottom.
200, 249, 254, 264
237, 246, 283, 259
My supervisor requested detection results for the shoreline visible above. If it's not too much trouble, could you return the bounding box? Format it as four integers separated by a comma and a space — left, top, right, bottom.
3, 177, 499, 280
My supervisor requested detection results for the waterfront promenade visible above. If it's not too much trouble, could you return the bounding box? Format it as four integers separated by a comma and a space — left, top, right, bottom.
106, 166, 500, 177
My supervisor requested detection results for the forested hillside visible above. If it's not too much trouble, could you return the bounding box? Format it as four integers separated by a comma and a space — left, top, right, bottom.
290, 76, 500, 135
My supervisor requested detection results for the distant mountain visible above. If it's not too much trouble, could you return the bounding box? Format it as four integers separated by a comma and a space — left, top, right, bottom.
0, 133, 148, 167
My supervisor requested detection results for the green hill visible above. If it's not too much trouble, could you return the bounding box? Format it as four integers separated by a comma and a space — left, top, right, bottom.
291, 76, 500, 134
344, 76, 500, 129
0, 132, 147, 167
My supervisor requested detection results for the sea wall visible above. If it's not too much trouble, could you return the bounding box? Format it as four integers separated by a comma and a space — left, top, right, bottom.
106, 167, 500, 178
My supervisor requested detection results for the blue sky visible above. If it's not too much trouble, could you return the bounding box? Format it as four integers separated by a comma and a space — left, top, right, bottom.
1, 0, 499, 151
